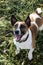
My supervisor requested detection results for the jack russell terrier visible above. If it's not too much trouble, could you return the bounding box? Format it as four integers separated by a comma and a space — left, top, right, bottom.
10, 8, 43, 61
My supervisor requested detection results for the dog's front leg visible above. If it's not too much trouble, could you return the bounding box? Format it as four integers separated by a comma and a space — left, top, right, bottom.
15, 47, 20, 54
28, 48, 34, 60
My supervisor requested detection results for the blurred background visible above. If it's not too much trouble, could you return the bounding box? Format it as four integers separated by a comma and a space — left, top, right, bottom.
0, 0, 43, 65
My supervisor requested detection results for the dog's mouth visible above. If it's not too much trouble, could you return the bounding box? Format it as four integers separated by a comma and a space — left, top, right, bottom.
15, 34, 22, 42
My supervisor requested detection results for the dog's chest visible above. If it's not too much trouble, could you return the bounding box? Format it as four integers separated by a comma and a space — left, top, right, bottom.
13, 29, 32, 49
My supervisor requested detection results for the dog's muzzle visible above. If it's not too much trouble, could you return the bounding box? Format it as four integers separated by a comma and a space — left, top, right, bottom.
14, 30, 21, 42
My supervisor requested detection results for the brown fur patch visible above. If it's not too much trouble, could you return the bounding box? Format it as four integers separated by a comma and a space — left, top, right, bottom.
30, 16, 43, 48
30, 24, 38, 48
36, 18, 43, 27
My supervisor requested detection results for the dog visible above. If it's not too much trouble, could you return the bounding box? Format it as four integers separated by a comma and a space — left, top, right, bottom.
10, 8, 43, 61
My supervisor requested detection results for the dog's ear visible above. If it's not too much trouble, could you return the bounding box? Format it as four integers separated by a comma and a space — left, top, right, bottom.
11, 15, 17, 26
25, 16, 31, 27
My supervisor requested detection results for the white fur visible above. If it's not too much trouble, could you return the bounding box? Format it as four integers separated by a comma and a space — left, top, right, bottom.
29, 13, 41, 22
28, 48, 34, 60
13, 29, 34, 60
36, 8, 42, 14
39, 24, 43, 31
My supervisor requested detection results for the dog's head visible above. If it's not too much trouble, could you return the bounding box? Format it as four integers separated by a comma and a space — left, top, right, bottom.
11, 15, 31, 42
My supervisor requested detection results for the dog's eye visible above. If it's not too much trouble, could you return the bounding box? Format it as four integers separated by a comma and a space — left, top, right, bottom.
20, 25, 26, 29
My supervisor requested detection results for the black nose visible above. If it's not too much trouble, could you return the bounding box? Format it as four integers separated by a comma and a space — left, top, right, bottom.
15, 30, 19, 34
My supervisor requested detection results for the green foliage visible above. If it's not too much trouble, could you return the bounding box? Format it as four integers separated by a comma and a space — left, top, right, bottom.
0, 0, 43, 20
0, 0, 43, 65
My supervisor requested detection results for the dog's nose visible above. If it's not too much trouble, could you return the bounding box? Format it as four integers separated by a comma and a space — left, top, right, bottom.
15, 30, 19, 34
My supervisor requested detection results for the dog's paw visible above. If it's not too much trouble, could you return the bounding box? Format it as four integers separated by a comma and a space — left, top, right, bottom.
28, 53, 33, 60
